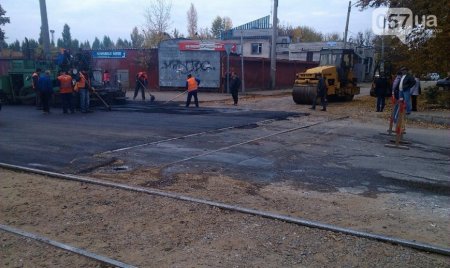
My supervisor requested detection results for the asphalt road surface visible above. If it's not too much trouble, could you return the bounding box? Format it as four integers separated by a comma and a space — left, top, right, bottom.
1, 102, 449, 197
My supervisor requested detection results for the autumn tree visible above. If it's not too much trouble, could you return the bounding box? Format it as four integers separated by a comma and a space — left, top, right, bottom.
0, 4, 10, 44
143, 0, 172, 47
324, 32, 341, 42
299, 26, 323, 42
357, 0, 449, 74
187, 3, 198, 38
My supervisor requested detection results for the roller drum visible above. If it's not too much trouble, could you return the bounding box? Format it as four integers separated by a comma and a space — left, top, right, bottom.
292, 86, 317, 104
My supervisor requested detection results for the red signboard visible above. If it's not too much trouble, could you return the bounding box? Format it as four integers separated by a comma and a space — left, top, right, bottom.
179, 41, 237, 52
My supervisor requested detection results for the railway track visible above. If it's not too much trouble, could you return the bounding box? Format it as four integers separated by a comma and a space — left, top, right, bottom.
1, 162, 449, 258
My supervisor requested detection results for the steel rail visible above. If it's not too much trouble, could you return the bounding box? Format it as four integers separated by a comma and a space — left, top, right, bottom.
99, 117, 280, 154
0, 224, 137, 268
160, 116, 348, 168
1, 162, 449, 257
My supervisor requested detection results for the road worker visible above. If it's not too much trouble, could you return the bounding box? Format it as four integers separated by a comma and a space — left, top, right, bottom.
133, 71, 148, 101
185, 74, 201, 108
32, 68, 42, 109
57, 70, 74, 114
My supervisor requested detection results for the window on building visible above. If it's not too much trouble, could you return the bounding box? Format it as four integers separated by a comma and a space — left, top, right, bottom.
251, 43, 262, 55
306, 52, 313, 62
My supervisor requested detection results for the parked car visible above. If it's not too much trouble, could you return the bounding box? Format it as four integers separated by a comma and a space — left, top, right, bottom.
426, 73, 440, 81
436, 78, 450, 90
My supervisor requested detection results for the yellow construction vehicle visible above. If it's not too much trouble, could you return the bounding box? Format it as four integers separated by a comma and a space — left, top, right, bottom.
292, 48, 360, 104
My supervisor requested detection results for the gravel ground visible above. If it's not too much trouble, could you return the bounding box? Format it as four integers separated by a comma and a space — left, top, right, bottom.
1, 169, 449, 267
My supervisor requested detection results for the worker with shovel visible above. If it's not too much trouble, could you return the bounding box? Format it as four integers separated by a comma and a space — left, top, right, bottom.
186, 74, 201, 108
133, 72, 148, 101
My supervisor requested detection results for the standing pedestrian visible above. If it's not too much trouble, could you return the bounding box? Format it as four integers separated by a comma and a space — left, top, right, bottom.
57, 71, 75, 114
133, 71, 148, 100
398, 67, 416, 115
185, 74, 201, 108
38, 70, 53, 114
32, 68, 42, 109
310, 73, 327, 111
229, 72, 241, 105
76, 70, 92, 113
410, 74, 421, 112
374, 72, 389, 112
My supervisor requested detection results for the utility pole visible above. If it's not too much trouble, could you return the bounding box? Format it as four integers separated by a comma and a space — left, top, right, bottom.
240, 30, 245, 93
270, 0, 278, 89
343, 1, 351, 48
39, 0, 51, 60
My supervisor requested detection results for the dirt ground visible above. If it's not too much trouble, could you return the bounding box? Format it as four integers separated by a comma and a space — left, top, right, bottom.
1, 94, 449, 267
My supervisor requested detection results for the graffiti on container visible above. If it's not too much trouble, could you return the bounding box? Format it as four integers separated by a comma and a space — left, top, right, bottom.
162, 60, 215, 74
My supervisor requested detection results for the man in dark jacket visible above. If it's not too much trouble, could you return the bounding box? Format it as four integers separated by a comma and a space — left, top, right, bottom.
311, 74, 327, 111
374, 72, 389, 112
398, 67, 416, 114
38, 70, 53, 114
229, 72, 241, 105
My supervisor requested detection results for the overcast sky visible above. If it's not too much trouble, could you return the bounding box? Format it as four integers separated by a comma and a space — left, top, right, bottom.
2, 0, 374, 44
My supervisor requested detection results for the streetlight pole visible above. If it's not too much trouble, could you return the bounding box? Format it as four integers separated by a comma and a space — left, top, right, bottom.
343, 1, 351, 49
240, 30, 245, 93
270, 0, 278, 89
39, 0, 51, 60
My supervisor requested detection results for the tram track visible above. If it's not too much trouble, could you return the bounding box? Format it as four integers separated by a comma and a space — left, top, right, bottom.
1, 162, 449, 257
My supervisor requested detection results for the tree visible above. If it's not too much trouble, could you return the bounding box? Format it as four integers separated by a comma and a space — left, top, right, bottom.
21, 38, 39, 58
143, 0, 172, 47
210, 16, 233, 38
298, 26, 323, 42
324, 32, 341, 42
0, 4, 10, 43
357, 0, 449, 75
223, 16, 233, 30
8, 39, 20, 51
186, 3, 198, 38
173, 28, 181, 38
102, 35, 114, 49
56, 38, 63, 48
130, 26, 144, 48
197, 27, 212, 39
61, 24, 72, 49
116, 38, 125, 48
211, 16, 223, 38
92, 37, 101, 50
80, 40, 91, 50
71, 39, 80, 50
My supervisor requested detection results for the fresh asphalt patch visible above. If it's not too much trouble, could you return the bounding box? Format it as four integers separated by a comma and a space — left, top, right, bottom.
1, 103, 448, 196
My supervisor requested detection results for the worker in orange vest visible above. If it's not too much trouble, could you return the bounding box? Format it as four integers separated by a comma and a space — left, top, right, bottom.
32, 68, 42, 109
185, 74, 201, 108
57, 70, 75, 114
75, 70, 92, 113
103, 70, 111, 86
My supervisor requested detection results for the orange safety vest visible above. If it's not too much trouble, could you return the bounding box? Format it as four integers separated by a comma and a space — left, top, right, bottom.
76, 74, 86, 89
32, 72, 39, 89
103, 72, 110, 82
58, 74, 73, 94
187, 77, 198, 92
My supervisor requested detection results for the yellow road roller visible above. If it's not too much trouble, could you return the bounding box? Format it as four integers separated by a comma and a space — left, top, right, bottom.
292, 48, 360, 104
